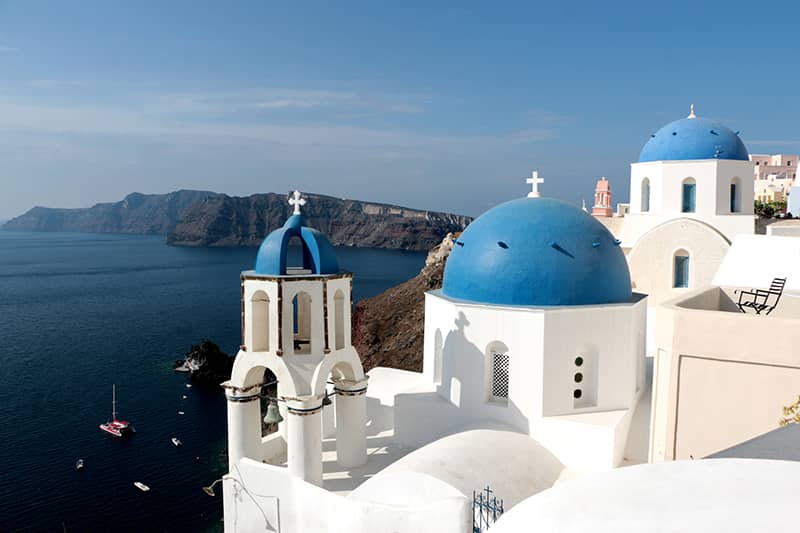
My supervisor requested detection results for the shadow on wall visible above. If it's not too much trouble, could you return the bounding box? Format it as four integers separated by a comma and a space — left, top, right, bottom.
396, 311, 530, 447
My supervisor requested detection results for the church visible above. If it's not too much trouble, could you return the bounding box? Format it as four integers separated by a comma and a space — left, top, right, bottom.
215, 109, 800, 533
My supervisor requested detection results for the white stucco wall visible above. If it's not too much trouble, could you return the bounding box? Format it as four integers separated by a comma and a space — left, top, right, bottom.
712, 234, 800, 293
624, 159, 754, 247
410, 291, 647, 471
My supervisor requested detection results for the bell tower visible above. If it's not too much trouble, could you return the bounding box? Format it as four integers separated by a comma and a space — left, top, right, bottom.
223, 191, 368, 489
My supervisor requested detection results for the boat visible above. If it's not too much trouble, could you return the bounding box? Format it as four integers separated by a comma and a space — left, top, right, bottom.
75, 459, 84, 470
182, 395, 188, 399
177, 411, 185, 415
99, 384, 133, 438
134, 481, 150, 492
172, 437, 182, 447
185, 383, 192, 389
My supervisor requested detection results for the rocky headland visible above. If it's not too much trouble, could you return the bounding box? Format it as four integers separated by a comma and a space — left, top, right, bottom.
4, 190, 471, 252
167, 192, 471, 252
173, 340, 234, 386
352, 233, 455, 372
2, 190, 217, 235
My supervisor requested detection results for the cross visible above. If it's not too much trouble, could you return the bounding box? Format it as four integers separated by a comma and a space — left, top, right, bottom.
288, 190, 306, 215
526, 171, 544, 198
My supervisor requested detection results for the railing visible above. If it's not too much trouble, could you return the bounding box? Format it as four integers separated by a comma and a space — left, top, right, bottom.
473, 486, 504, 532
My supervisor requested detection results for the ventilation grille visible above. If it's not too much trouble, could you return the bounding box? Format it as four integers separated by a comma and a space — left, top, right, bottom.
491, 352, 510, 399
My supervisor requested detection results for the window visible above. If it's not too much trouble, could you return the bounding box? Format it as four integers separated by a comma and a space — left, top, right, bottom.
789, 161, 792, 166
490, 351, 510, 401
673, 250, 690, 288
433, 329, 443, 385
572, 353, 598, 408
333, 289, 345, 350
681, 178, 696, 213
292, 291, 312, 354
641, 178, 651, 212
730, 177, 742, 213
251, 291, 270, 352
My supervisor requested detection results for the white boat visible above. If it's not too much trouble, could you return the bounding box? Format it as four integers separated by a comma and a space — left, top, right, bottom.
185, 383, 192, 389
75, 459, 84, 470
182, 395, 188, 399
172, 437, 182, 447
177, 410, 185, 415
134, 481, 150, 492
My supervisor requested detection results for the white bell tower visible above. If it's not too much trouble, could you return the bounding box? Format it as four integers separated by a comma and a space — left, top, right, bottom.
223, 191, 368, 490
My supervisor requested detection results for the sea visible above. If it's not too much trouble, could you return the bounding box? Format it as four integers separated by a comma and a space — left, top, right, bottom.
0, 231, 426, 532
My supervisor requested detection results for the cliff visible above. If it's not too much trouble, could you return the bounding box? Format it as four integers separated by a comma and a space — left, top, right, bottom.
352, 233, 455, 372
2, 190, 217, 235
167, 192, 471, 252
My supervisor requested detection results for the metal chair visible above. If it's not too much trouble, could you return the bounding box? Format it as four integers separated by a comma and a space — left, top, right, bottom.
737, 277, 787, 315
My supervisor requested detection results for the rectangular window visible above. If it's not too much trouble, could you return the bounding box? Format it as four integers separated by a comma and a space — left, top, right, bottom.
730, 183, 737, 212
490, 352, 510, 402
682, 183, 696, 213
674, 256, 690, 288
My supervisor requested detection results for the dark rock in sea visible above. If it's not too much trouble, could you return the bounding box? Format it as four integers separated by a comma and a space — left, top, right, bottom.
2, 190, 218, 235
352, 233, 455, 372
173, 340, 234, 387
167, 192, 472, 252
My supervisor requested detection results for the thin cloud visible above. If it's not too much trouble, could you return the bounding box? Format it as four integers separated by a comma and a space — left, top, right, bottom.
0, 45, 17, 53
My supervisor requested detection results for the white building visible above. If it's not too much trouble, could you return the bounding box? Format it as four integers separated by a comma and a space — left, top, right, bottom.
623, 106, 755, 303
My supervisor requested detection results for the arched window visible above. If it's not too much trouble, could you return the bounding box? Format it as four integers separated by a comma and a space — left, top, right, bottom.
334, 289, 345, 350
433, 329, 443, 385
673, 249, 690, 288
681, 178, 696, 213
260, 368, 279, 437
641, 178, 651, 212
251, 291, 270, 352
292, 291, 312, 354
486, 341, 510, 405
730, 177, 742, 213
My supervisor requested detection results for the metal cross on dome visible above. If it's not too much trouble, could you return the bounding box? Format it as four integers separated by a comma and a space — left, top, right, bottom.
289, 190, 306, 215
526, 171, 544, 198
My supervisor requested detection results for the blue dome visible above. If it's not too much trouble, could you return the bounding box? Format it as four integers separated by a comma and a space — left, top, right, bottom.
639, 117, 749, 162
254, 214, 339, 276
442, 198, 632, 306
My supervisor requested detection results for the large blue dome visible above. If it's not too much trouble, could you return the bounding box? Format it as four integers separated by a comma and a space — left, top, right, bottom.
639, 116, 749, 163
442, 198, 632, 306
254, 214, 339, 276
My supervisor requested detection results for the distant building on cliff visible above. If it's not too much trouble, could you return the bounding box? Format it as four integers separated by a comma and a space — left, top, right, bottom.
591, 177, 613, 217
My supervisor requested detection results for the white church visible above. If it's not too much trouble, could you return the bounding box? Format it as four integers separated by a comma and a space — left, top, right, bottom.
214, 109, 800, 532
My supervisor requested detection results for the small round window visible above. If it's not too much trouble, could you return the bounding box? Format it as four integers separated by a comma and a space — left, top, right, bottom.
575, 356, 584, 367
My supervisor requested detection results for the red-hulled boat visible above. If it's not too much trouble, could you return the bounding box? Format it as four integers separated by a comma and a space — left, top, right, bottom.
99, 384, 133, 437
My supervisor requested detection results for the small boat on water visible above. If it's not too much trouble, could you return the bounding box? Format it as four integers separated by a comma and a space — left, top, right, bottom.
185, 383, 192, 389
182, 395, 188, 400
99, 385, 133, 438
134, 481, 150, 492
75, 459, 84, 470
177, 411, 185, 415
172, 437, 182, 447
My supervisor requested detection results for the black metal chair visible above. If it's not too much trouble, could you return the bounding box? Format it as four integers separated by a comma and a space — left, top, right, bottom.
737, 277, 787, 315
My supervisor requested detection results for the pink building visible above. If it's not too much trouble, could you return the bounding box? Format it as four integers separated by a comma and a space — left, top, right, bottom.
592, 177, 613, 217
751, 154, 797, 182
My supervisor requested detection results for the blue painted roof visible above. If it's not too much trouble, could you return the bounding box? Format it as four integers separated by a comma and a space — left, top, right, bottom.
442, 197, 632, 306
639, 116, 749, 162
254, 214, 339, 276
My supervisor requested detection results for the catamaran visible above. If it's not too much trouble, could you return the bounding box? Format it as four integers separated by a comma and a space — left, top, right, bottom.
99, 384, 133, 437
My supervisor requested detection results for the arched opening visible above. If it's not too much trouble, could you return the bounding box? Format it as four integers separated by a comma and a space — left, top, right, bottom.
334, 289, 345, 350
673, 249, 690, 288
286, 235, 311, 274
681, 178, 696, 213
292, 291, 312, 354
260, 368, 280, 438
433, 329, 443, 385
485, 341, 510, 405
730, 177, 742, 213
250, 290, 270, 352
641, 178, 651, 212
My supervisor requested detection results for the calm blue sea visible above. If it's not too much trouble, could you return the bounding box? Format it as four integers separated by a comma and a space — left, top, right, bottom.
0, 231, 425, 532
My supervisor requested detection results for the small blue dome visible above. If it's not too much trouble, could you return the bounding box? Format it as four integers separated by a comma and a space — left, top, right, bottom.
639, 116, 749, 162
255, 214, 339, 276
442, 198, 632, 306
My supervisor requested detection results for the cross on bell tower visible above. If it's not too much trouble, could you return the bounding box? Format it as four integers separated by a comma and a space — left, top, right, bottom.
526, 171, 544, 198
289, 190, 306, 215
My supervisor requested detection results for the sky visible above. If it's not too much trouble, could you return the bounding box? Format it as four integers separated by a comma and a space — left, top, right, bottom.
1, 1, 800, 220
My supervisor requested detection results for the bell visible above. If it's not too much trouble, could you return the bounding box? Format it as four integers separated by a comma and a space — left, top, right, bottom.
263, 402, 284, 425
322, 393, 332, 407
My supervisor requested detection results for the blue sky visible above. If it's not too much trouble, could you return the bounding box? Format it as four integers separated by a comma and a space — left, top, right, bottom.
1, 1, 799, 219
